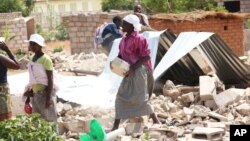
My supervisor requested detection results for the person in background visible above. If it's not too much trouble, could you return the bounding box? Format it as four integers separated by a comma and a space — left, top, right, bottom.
133, 5, 155, 32
0, 41, 20, 121
23, 34, 58, 125
101, 16, 123, 53
111, 14, 160, 131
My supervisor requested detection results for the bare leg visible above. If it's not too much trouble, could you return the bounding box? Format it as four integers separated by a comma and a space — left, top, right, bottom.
111, 119, 120, 131
149, 113, 160, 124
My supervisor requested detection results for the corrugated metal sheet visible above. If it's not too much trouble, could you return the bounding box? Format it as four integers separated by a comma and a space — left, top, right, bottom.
198, 34, 250, 85
156, 31, 250, 86
155, 31, 205, 85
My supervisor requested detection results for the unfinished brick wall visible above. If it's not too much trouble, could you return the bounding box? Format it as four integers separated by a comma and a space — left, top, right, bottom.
0, 12, 22, 22
62, 12, 130, 54
150, 17, 244, 56
0, 18, 30, 51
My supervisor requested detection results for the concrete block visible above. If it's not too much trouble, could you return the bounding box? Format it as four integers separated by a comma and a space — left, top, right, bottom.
199, 76, 216, 101
205, 122, 226, 133
236, 103, 250, 116
125, 123, 144, 135
146, 128, 177, 141
117, 135, 132, 141
181, 92, 194, 103
204, 100, 218, 110
192, 127, 224, 141
213, 88, 243, 107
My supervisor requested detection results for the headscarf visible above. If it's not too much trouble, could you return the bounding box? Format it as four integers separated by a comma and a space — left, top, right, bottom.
123, 14, 141, 32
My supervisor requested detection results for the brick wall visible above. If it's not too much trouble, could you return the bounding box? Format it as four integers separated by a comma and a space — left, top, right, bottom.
0, 18, 30, 51
150, 17, 244, 56
0, 12, 22, 22
0, 12, 35, 52
241, 0, 250, 12
62, 12, 130, 54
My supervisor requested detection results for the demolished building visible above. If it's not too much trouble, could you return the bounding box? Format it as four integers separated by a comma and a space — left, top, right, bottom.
154, 30, 250, 87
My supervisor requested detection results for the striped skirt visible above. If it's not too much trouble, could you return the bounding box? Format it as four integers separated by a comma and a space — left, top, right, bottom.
0, 83, 12, 121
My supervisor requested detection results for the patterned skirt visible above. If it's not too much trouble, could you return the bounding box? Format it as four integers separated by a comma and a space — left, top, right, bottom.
0, 83, 12, 121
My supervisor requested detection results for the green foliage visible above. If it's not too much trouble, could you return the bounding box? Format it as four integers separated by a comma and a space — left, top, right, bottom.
246, 19, 250, 29
35, 23, 69, 41
55, 23, 69, 41
0, 0, 34, 17
2, 24, 16, 42
0, 114, 62, 141
35, 1, 69, 41
53, 45, 64, 53
14, 48, 27, 59
100, 0, 227, 14
141, 0, 168, 14
101, 0, 134, 12
22, 0, 35, 17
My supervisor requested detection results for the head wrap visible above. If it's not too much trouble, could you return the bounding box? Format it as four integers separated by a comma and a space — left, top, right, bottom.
123, 14, 141, 32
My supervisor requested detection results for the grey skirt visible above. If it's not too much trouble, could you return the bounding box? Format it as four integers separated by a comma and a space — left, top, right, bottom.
115, 65, 154, 119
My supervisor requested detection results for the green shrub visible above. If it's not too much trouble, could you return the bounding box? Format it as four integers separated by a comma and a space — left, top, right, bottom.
14, 48, 27, 59
35, 23, 69, 42
0, 114, 62, 141
53, 46, 64, 53
246, 19, 250, 29
101, 0, 134, 12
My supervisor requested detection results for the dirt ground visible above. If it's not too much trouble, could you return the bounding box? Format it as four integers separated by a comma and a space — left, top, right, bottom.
46, 40, 71, 54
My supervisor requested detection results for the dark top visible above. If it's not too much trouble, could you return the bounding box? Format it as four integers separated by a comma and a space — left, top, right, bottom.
102, 23, 122, 38
0, 60, 7, 84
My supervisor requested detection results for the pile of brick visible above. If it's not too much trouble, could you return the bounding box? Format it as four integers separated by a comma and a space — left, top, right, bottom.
51, 51, 108, 74
57, 75, 250, 141
17, 51, 108, 75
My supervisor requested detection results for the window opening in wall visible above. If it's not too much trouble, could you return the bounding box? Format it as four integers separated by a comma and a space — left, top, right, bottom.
224, 25, 228, 31
224, 1, 240, 12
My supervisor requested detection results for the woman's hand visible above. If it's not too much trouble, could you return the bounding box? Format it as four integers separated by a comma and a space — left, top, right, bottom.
125, 65, 135, 77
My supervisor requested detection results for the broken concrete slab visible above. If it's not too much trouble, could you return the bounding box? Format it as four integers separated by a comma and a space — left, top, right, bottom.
208, 112, 228, 122
213, 88, 244, 108
204, 100, 218, 110
236, 103, 250, 116
181, 92, 195, 103
125, 123, 144, 135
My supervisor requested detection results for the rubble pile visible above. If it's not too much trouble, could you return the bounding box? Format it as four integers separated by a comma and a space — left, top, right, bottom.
18, 51, 108, 74
15, 51, 250, 141
58, 75, 250, 141
52, 51, 108, 74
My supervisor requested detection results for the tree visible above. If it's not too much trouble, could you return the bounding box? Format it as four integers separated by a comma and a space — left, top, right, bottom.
141, 0, 226, 14
101, 0, 225, 14
0, 0, 34, 17
101, 0, 134, 12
